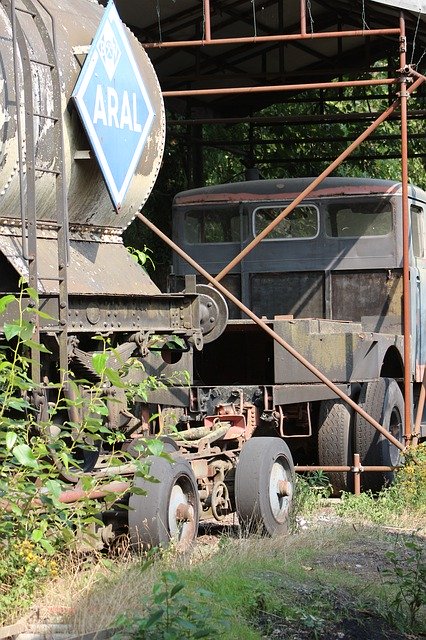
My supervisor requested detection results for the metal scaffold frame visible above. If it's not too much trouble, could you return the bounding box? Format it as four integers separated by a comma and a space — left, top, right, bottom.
139, 1, 426, 489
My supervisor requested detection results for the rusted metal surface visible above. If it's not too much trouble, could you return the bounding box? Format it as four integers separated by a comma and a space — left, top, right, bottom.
174, 179, 404, 205
162, 78, 396, 98
414, 368, 426, 445
354, 454, 361, 496
399, 16, 413, 445
143, 27, 401, 49
0, 234, 161, 295
57, 481, 130, 504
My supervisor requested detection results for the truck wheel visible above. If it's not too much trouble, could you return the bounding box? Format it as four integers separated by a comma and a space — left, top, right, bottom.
235, 437, 294, 536
318, 399, 353, 496
128, 456, 199, 551
354, 377, 404, 493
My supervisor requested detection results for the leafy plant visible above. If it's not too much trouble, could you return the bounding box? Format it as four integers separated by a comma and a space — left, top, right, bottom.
127, 245, 155, 272
292, 472, 332, 520
0, 287, 173, 622
114, 571, 229, 639
336, 443, 426, 523
380, 537, 426, 632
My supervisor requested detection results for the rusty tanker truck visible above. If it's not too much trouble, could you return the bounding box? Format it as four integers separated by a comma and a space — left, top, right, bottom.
0, 0, 420, 550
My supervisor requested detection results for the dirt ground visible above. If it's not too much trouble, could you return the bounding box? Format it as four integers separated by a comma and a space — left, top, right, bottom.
24, 506, 425, 640
197, 508, 425, 640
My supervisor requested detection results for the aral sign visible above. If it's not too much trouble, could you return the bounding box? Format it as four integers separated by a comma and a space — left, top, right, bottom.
72, 0, 154, 209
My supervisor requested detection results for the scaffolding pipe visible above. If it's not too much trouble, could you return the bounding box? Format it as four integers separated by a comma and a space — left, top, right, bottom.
300, 0, 307, 36
414, 368, 426, 446
399, 14, 412, 445
162, 77, 396, 98
143, 27, 400, 48
203, 0, 211, 41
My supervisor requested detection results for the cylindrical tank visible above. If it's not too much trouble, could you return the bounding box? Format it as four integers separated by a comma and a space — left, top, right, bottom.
0, 0, 165, 231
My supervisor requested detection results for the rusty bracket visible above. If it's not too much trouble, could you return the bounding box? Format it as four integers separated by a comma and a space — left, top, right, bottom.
397, 64, 414, 97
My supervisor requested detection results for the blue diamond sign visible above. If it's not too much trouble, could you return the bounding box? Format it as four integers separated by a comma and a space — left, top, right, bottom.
72, 0, 155, 209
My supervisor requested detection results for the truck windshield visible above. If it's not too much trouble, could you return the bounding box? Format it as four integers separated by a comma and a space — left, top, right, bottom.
325, 199, 393, 237
253, 205, 319, 239
184, 206, 245, 243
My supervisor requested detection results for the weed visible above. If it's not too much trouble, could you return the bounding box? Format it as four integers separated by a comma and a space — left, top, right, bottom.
380, 537, 426, 633
292, 471, 332, 519
0, 287, 171, 623
114, 571, 230, 639
337, 442, 426, 524
127, 245, 155, 272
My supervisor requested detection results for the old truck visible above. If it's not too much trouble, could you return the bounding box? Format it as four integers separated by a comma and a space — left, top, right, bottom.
170, 176, 426, 494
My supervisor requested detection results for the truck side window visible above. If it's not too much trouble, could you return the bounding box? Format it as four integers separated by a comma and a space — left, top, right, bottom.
325, 199, 392, 237
253, 205, 318, 239
184, 207, 244, 243
411, 204, 424, 258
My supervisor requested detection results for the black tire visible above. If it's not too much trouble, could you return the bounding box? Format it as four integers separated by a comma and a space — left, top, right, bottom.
318, 399, 353, 496
235, 437, 295, 536
128, 456, 199, 551
354, 377, 404, 493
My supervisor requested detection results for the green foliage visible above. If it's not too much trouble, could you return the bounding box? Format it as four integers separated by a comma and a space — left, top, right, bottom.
114, 571, 230, 639
0, 287, 177, 622
336, 443, 426, 523
380, 537, 425, 632
127, 245, 155, 272
292, 471, 332, 518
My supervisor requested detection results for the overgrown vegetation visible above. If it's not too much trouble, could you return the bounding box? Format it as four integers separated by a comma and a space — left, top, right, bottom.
336, 443, 426, 524
52, 519, 425, 640
0, 287, 171, 623
114, 570, 230, 639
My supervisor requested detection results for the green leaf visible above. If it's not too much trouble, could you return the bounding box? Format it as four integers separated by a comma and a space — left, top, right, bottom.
144, 610, 163, 627
44, 479, 62, 498
13, 444, 39, 469
26, 287, 39, 302
5, 431, 18, 450
0, 294, 15, 314
4, 322, 22, 341
4, 320, 34, 342
24, 339, 51, 353
170, 583, 185, 597
7, 399, 28, 412
92, 352, 108, 375
40, 538, 55, 555
104, 368, 126, 388
29, 308, 54, 320
129, 486, 147, 496
31, 528, 44, 543
146, 439, 164, 457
